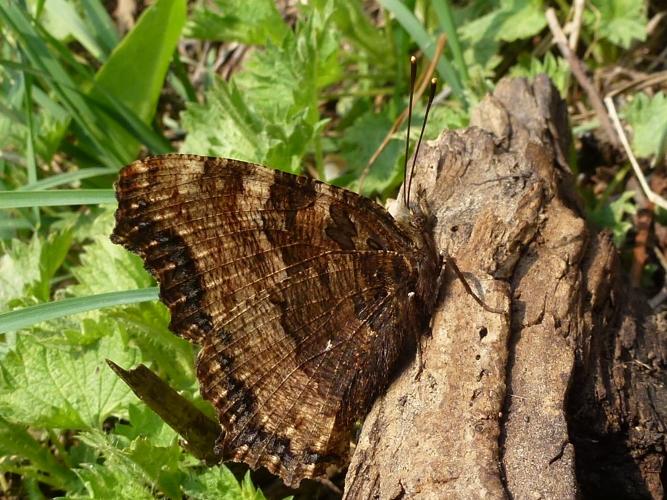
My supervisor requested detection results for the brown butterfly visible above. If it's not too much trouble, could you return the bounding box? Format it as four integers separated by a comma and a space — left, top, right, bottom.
111, 153, 441, 487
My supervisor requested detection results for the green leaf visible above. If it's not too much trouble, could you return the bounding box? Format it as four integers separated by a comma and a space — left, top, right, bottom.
589, 190, 637, 246
624, 92, 667, 160
69, 210, 154, 296
181, 1, 341, 173
379, 0, 464, 99
0, 236, 43, 311
92, 0, 186, 163
0, 225, 72, 308
0, 3, 123, 167
510, 53, 571, 97
338, 110, 403, 196
113, 403, 179, 447
183, 467, 267, 500
329, 0, 391, 67
75, 434, 156, 500
125, 437, 185, 499
110, 304, 196, 391
459, 0, 547, 79
0, 415, 78, 491
30, 227, 73, 302
585, 0, 646, 49
186, 0, 288, 44
0, 323, 140, 429
38, 0, 109, 61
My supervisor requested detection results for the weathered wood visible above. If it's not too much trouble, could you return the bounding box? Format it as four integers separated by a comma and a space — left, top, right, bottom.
344, 76, 666, 499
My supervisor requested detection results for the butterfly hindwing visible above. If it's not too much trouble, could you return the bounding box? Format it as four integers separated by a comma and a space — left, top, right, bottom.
111, 154, 436, 486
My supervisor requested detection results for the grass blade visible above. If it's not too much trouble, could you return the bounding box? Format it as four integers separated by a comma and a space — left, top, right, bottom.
0, 189, 116, 209
0, 3, 124, 167
18, 168, 116, 191
379, 0, 464, 99
432, 0, 469, 84
0, 288, 159, 333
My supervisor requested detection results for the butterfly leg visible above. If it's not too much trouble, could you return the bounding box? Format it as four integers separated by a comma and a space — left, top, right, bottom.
414, 331, 424, 381
408, 291, 426, 381
446, 256, 505, 315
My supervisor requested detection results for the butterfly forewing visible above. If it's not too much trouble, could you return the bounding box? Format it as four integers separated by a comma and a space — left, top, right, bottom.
111, 154, 438, 487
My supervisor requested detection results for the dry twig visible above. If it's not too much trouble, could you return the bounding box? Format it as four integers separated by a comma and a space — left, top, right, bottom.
568, 0, 585, 52
605, 96, 667, 211
545, 8, 619, 147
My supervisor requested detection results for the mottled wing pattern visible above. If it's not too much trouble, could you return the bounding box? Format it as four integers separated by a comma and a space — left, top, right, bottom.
111, 155, 427, 487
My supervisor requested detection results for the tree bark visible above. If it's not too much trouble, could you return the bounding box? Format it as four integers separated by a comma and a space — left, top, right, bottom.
343, 76, 666, 499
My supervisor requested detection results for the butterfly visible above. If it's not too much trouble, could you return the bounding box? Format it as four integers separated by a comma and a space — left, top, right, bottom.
111, 153, 442, 487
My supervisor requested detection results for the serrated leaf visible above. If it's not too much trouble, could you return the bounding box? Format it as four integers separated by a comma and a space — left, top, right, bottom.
624, 92, 667, 160
69, 210, 153, 297
125, 437, 184, 499
74, 461, 155, 499
0, 226, 73, 310
183, 467, 267, 500
0, 237, 42, 311
0, 323, 140, 429
186, 0, 288, 44
113, 403, 178, 446
181, 0, 341, 173
459, 0, 546, 77
585, 0, 646, 49
589, 191, 637, 247
510, 53, 571, 97
111, 304, 196, 391
338, 110, 402, 196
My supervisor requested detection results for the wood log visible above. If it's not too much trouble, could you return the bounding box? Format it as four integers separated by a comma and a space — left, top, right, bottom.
343, 76, 666, 499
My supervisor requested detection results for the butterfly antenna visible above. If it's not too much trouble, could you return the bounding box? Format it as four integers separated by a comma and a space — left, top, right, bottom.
403, 56, 417, 208
406, 77, 437, 206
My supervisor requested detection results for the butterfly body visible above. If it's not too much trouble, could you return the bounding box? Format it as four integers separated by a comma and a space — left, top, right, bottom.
111, 154, 440, 487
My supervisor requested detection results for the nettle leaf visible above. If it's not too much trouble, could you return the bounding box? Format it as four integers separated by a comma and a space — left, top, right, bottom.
585, 0, 646, 49
187, 0, 288, 44
0, 237, 42, 311
181, 0, 341, 172
125, 437, 185, 499
183, 467, 268, 500
110, 304, 197, 392
0, 322, 140, 429
70, 210, 153, 297
75, 439, 156, 500
337, 110, 402, 197
76, 431, 253, 499
589, 191, 637, 247
424, 104, 469, 140
113, 403, 179, 447
510, 53, 571, 97
624, 92, 667, 160
0, 225, 73, 311
460, 0, 547, 78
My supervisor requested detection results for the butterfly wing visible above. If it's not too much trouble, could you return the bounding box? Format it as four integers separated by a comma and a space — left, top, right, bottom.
111, 154, 435, 486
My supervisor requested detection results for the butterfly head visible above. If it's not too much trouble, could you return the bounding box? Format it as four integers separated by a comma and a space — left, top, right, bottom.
395, 186, 436, 235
